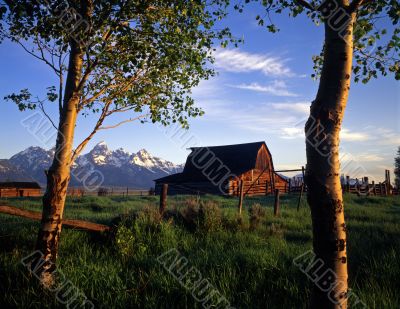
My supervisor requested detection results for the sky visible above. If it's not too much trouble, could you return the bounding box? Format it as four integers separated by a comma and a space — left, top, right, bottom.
0, 5, 399, 182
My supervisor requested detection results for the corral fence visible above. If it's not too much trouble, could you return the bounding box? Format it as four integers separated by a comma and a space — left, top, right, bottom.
342, 170, 399, 197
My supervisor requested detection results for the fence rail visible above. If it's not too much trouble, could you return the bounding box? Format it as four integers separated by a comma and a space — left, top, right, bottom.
342, 170, 398, 197
66, 187, 153, 197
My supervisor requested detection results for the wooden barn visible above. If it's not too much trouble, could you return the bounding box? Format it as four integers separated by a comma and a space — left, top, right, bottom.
154, 142, 288, 196
0, 182, 42, 197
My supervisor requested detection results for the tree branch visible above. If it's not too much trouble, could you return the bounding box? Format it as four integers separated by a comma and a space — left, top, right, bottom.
38, 100, 58, 130
80, 78, 118, 106
76, 29, 114, 95
58, 52, 64, 114
71, 102, 112, 163
348, 0, 368, 13
11, 37, 61, 75
98, 114, 149, 130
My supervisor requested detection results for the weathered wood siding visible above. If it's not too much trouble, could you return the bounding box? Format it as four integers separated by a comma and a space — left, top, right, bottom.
227, 145, 288, 196
0, 188, 42, 197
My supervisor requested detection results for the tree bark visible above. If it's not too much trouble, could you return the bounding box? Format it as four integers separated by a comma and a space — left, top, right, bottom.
305, 4, 355, 309
34, 39, 84, 286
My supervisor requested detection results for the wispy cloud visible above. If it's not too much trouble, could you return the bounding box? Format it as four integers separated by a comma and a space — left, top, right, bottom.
213, 48, 293, 77
229, 81, 298, 97
356, 154, 385, 162
340, 128, 370, 142
280, 127, 304, 139
372, 127, 400, 146
270, 102, 310, 114
198, 99, 311, 135
278, 125, 372, 142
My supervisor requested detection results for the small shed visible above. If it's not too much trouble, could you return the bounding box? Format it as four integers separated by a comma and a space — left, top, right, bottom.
0, 182, 42, 197
154, 141, 288, 196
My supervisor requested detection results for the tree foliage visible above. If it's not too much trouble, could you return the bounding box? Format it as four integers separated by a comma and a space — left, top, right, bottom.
236, 0, 400, 82
0, 0, 236, 157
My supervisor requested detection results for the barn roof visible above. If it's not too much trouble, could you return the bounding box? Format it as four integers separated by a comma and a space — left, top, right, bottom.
0, 182, 41, 189
155, 141, 273, 183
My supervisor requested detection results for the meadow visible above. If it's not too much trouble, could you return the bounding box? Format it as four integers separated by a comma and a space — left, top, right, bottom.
0, 193, 399, 308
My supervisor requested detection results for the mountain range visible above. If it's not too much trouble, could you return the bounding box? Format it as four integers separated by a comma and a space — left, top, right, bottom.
0, 142, 183, 189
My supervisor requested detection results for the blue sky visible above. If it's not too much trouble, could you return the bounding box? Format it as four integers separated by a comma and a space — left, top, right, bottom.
0, 6, 399, 181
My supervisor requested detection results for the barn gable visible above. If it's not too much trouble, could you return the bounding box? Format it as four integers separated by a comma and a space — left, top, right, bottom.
183, 142, 271, 177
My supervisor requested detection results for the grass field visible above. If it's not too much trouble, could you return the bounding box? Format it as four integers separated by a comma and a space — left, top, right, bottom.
0, 193, 399, 308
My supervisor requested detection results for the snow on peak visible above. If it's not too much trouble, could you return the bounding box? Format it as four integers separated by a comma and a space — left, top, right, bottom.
131, 148, 177, 172
2, 142, 184, 186
135, 149, 151, 158
10, 146, 54, 169
92, 141, 109, 151
97, 141, 107, 146
88, 142, 112, 165
10, 142, 182, 173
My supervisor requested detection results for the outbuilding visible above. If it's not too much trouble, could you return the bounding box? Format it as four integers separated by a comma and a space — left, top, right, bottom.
0, 182, 42, 197
154, 142, 288, 196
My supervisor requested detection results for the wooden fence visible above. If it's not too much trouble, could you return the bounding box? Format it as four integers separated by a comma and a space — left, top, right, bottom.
67, 187, 153, 197
343, 181, 397, 196
342, 170, 399, 196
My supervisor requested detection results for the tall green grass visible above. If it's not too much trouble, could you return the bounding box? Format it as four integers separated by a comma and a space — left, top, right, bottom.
0, 194, 399, 308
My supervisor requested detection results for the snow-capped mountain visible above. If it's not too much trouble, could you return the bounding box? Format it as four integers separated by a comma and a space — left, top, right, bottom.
132, 149, 180, 173
1, 142, 183, 188
9, 146, 55, 182
0, 159, 33, 182
77, 141, 182, 173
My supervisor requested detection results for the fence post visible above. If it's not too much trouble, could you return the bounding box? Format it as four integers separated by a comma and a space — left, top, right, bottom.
386, 170, 391, 195
297, 183, 304, 212
238, 180, 244, 215
159, 184, 168, 214
265, 181, 269, 196
288, 178, 291, 194
346, 176, 350, 193
372, 181, 376, 195
274, 189, 280, 217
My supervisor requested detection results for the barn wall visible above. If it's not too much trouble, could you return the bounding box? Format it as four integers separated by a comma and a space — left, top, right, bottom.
155, 174, 289, 197
0, 188, 42, 197
228, 169, 289, 196
274, 175, 289, 193
22, 189, 42, 197
229, 168, 275, 196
